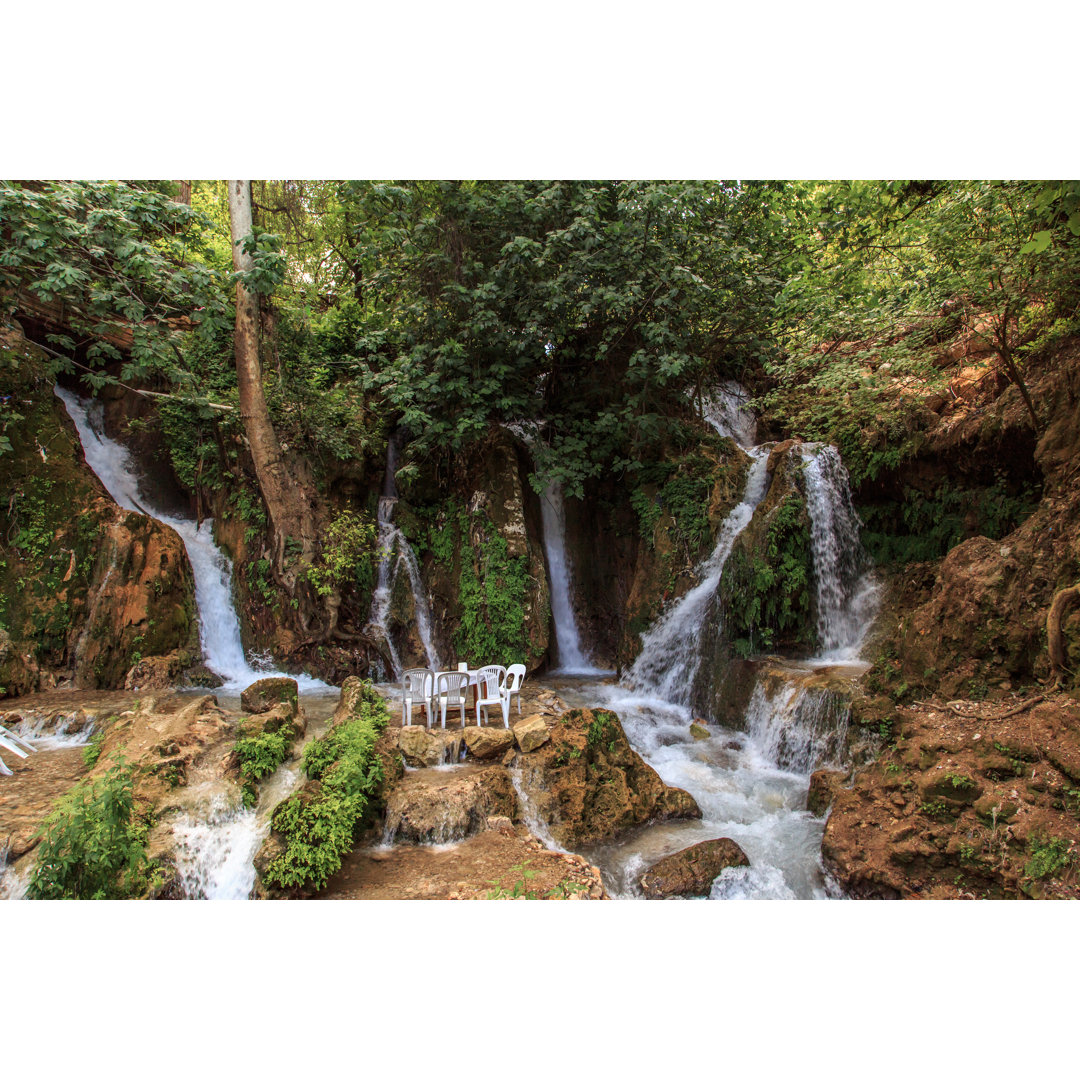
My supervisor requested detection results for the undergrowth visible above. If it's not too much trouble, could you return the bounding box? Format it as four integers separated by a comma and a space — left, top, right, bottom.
26, 759, 158, 899
262, 680, 388, 893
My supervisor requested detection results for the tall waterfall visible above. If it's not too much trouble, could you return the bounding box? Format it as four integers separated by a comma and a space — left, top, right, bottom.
626, 447, 771, 702
539, 482, 604, 674
55, 387, 330, 692
800, 444, 879, 661
365, 431, 440, 678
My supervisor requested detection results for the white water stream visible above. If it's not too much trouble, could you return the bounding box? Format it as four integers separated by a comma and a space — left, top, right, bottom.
575, 384, 879, 899
366, 433, 440, 678
625, 448, 771, 703
55, 387, 330, 693
539, 483, 606, 674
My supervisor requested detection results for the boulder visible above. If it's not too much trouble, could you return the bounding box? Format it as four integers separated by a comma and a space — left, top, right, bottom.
513, 708, 701, 847
463, 725, 515, 761
807, 769, 847, 816
241, 677, 299, 717
689, 722, 710, 740
124, 649, 191, 691
399, 726, 463, 768
513, 714, 550, 753
383, 766, 516, 844
240, 700, 306, 741
639, 838, 750, 899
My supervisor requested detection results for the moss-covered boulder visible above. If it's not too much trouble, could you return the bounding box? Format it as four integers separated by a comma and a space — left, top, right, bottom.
513, 707, 700, 847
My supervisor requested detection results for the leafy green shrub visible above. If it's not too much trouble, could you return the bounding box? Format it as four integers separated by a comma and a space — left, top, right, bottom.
455, 527, 531, 665
720, 495, 815, 657
304, 509, 377, 598
26, 760, 154, 899
262, 681, 389, 893
82, 730, 106, 768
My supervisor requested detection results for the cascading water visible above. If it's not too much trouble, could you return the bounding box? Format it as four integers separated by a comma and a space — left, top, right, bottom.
539, 483, 605, 674
365, 432, 440, 678
626, 447, 771, 702
568, 385, 878, 899
800, 444, 879, 661
55, 387, 331, 692
743, 677, 851, 775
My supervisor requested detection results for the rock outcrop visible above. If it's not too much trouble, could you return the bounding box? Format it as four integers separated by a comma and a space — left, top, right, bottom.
0, 322, 198, 696
512, 707, 700, 847
383, 765, 517, 844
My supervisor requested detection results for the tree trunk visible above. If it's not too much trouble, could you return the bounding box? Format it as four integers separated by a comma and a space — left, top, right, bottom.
1047, 584, 1080, 686
227, 180, 316, 581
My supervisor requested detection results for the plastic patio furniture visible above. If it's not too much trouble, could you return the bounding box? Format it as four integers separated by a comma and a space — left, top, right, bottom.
433, 671, 470, 728
474, 665, 510, 728
504, 663, 526, 716
401, 668, 435, 727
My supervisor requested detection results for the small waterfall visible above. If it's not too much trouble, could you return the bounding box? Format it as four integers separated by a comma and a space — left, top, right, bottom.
55, 387, 330, 692
800, 444, 879, 660
626, 447, 771, 702
744, 679, 851, 774
699, 380, 758, 449
365, 432, 440, 678
539, 483, 602, 674
170, 795, 264, 899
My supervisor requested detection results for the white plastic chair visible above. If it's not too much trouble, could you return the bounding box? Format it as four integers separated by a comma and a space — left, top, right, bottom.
504, 664, 526, 716
401, 668, 435, 727
433, 671, 470, 728
474, 666, 509, 728
0, 726, 33, 777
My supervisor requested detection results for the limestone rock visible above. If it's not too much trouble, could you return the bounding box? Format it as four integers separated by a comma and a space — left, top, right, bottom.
383, 765, 516, 844
513, 714, 550, 753
463, 725, 515, 760
807, 769, 846, 816
399, 726, 463, 768
639, 839, 750, 899
689, 722, 710, 740
513, 708, 701, 847
124, 649, 191, 691
241, 677, 299, 717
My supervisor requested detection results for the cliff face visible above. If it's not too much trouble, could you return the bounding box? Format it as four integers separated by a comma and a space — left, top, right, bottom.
0, 322, 197, 697
812, 334, 1080, 898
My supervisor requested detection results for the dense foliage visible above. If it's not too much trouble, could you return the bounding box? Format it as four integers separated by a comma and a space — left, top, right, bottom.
26, 760, 155, 899
262, 679, 388, 893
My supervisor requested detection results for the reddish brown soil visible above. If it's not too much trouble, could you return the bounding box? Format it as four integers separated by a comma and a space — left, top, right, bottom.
319, 827, 606, 900
822, 692, 1080, 898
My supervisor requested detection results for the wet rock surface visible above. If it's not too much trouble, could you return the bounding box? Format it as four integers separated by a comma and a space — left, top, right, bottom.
639, 838, 750, 899
319, 827, 607, 900
241, 677, 299, 716
383, 764, 517, 844
513, 707, 701, 847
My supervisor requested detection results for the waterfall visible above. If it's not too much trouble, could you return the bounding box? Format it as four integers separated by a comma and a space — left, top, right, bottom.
55, 387, 330, 692
626, 447, 771, 702
800, 444, 879, 660
744, 678, 851, 774
170, 796, 264, 899
365, 432, 440, 678
539, 482, 604, 674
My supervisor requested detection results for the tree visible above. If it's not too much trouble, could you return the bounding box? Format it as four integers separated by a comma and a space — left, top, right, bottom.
346, 180, 790, 496
771, 181, 1080, 442
227, 180, 318, 586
